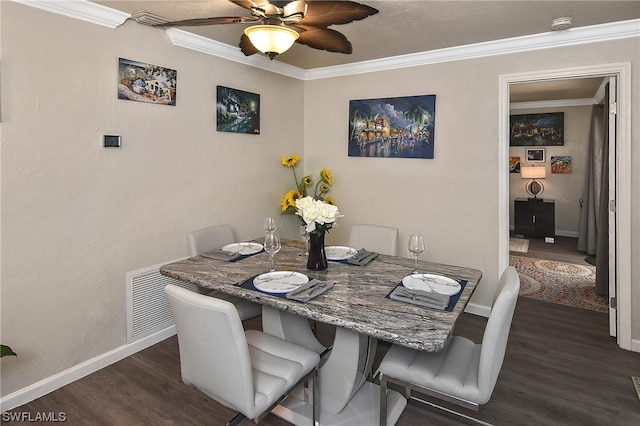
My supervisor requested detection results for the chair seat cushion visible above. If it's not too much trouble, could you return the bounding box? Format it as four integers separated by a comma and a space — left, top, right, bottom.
379, 336, 482, 403
245, 330, 320, 418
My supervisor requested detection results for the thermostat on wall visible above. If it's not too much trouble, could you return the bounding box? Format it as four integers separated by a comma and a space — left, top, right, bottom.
104, 135, 122, 148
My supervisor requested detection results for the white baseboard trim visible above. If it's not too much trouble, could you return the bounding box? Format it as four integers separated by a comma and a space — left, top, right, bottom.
631, 338, 640, 353
464, 302, 491, 318
0, 326, 176, 413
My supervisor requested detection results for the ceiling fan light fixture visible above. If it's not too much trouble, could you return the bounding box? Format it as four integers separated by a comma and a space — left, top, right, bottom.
244, 25, 299, 59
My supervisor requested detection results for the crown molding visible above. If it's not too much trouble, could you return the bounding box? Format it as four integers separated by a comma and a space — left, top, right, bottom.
510, 98, 598, 110
10, 0, 130, 29
165, 29, 305, 80
304, 19, 640, 80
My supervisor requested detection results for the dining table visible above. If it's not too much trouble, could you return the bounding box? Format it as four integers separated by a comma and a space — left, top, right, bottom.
160, 238, 482, 426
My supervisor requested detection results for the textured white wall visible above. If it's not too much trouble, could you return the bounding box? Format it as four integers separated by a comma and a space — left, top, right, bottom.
0, 2, 303, 395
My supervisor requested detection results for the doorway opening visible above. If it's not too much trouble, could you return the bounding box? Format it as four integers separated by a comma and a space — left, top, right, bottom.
498, 63, 632, 351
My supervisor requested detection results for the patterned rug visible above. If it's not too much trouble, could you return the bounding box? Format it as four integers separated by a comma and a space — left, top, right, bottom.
633, 377, 640, 401
509, 238, 530, 253
510, 256, 608, 313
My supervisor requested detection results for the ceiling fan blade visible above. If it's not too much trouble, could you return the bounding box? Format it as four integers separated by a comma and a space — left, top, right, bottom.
157, 16, 259, 28
294, 26, 352, 54
282, 0, 307, 18
239, 33, 261, 56
300, 1, 378, 27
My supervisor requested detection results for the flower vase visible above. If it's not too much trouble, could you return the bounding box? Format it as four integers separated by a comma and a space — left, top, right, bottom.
307, 231, 328, 271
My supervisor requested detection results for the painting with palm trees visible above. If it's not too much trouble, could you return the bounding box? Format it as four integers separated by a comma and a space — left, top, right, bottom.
348, 94, 436, 158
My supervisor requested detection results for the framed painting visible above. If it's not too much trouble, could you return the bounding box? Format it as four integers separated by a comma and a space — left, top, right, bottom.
118, 58, 176, 106
348, 94, 436, 158
509, 156, 521, 173
510, 112, 564, 146
216, 86, 260, 134
525, 148, 545, 163
551, 156, 572, 174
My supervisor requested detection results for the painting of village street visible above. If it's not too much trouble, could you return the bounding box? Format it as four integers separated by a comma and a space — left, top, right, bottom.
216, 86, 260, 134
348, 94, 436, 158
118, 58, 176, 106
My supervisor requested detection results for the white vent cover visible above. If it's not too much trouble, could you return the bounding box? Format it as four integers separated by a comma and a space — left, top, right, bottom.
126, 260, 191, 343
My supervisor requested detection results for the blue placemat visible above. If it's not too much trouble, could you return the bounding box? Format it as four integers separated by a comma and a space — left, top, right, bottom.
237, 274, 298, 299
385, 280, 467, 312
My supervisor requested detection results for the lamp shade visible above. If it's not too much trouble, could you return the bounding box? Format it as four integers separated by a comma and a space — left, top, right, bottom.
244, 25, 299, 59
521, 166, 546, 179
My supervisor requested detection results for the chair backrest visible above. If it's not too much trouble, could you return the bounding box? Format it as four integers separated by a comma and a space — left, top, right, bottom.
349, 224, 399, 256
188, 224, 235, 256
477, 266, 520, 404
164, 284, 255, 413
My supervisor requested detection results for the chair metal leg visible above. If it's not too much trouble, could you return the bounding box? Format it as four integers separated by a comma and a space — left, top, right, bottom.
226, 412, 244, 426
312, 367, 318, 426
379, 375, 388, 426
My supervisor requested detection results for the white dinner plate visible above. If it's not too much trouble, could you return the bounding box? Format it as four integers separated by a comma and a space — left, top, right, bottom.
402, 274, 461, 296
325, 246, 358, 261
221, 242, 263, 256
253, 271, 309, 294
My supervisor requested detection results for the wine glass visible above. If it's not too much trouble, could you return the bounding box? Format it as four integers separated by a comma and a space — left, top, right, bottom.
263, 217, 277, 234
264, 232, 281, 272
408, 233, 425, 274
299, 224, 310, 257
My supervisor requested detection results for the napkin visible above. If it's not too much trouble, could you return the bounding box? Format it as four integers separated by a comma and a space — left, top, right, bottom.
201, 249, 242, 262
286, 279, 334, 302
346, 249, 379, 266
389, 285, 450, 310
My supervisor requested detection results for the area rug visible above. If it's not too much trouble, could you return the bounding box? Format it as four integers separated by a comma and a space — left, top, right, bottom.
509, 238, 530, 253
633, 377, 640, 401
510, 255, 608, 313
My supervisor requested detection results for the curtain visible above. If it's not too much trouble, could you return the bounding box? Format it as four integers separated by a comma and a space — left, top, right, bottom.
577, 86, 609, 296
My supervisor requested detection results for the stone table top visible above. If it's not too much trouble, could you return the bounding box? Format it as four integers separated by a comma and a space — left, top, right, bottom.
160, 239, 482, 352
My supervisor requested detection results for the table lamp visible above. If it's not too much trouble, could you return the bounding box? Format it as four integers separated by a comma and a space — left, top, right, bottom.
521, 166, 546, 198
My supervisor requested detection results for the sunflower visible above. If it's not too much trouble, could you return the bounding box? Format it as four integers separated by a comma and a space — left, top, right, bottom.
318, 183, 330, 194
302, 176, 313, 186
320, 168, 333, 186
281, 189, 301, 212
325, 196, 336, 206
281, 155, 300, 168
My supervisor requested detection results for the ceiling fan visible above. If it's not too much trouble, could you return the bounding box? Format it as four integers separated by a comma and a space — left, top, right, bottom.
156, 0, 379, 60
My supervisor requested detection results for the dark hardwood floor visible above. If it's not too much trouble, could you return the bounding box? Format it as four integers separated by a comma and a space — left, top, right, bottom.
510, 234, 591, 266
5, 239, 639, 425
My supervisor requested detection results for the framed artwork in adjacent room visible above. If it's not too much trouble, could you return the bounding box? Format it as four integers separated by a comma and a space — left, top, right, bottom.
348, 94, 436, 159
525, 148, 545, 163
118, 58, 176, 106
216, 86, 260, 134
551, 156, 572, 173
510, 112, 564, 146
509, 156, 521, 173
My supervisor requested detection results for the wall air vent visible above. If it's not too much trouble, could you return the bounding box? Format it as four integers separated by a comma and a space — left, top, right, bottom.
126, 260, 191, 343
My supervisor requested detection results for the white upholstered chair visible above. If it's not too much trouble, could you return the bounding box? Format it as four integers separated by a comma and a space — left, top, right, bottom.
349, 224, 399, 256
165, 284, 319, 425
187, 224, 261, 321
378, 266, 520, 424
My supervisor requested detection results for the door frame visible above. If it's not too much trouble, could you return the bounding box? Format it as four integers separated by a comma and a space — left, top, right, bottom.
498, 62, 632, 351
